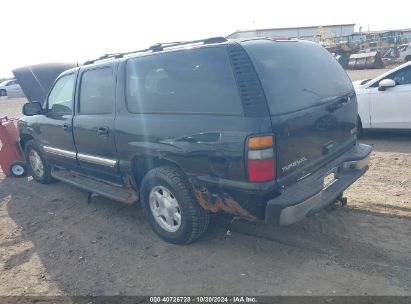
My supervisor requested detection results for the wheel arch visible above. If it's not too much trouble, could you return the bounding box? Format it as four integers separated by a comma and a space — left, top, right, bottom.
20, 133, 34, 150
131, 155, 186, 188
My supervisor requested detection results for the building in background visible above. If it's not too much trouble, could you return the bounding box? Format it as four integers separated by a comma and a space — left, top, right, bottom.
226, 24, 356, 41
401, 28, 411, 42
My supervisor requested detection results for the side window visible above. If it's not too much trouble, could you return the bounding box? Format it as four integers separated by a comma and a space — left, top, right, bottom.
48, 74, 76, 114
125, 47, 242, 114
79, 67, 115, 114
145, 68, 169, 94
391, 66, 411, 85
371, 66, 411, 88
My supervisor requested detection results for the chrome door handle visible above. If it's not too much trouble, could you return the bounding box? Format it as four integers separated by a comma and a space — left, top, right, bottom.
62, 123, 71, 132
97, 126, 109, 135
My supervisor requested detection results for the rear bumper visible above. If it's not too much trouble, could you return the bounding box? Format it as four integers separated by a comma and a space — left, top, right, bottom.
265, 143, 372, 225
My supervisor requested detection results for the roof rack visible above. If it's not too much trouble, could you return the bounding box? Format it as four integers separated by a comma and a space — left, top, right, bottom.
84, 37, 227, 65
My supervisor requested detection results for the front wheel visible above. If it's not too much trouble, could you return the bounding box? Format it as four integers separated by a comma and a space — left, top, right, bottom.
140, 165, 210, 244
357, 115, 363, 135
0, 89, 6, 96
24, 140, 53, 184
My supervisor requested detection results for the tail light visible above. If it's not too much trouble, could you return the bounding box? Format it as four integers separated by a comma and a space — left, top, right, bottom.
246, 135, 276, 182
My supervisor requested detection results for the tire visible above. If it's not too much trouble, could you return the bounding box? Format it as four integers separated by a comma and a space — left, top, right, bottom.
405, 56, 411, 62
0, 89, 6, 96
9, 160, 27, 177
24, 140, 53, 184
357, 115, 363, 135
140, 165, 210, 244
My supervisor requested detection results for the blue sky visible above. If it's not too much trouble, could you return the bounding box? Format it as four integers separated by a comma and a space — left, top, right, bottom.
1, 0, 410, 77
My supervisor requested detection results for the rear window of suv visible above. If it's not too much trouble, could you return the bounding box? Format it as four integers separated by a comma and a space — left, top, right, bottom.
242, 40, 353, 115
125, 47, 242, 115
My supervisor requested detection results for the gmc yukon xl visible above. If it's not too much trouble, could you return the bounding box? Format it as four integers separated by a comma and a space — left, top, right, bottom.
18, 37, 371, 244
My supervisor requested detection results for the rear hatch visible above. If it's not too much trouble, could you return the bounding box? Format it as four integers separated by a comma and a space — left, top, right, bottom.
242, 39, 357, 184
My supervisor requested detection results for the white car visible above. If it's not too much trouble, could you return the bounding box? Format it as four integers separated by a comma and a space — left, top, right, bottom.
0, 79, 23, 97
353, 61, 411, 130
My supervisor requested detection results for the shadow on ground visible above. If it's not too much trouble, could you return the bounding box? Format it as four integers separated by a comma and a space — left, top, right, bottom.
1, 174, 410, 295
358, 131, 411, 153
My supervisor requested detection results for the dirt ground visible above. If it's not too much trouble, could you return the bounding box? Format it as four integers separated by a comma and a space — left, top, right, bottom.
347, 66, 395, 82
0, 68, 410, 296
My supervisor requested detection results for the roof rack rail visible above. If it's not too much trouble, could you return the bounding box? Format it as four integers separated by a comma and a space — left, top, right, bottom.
149, 36, 227, 52
83, 53, 123, 65
83, 37, 227, 65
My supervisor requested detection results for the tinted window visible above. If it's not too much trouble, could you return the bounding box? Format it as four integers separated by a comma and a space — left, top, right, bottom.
48, 74, 75, 114
243, 40, 354, 115
79, 67, 115, 114
126, 47, 242, 114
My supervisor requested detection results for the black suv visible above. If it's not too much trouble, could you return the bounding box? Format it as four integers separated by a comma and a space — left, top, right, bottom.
18, 37, 371, 244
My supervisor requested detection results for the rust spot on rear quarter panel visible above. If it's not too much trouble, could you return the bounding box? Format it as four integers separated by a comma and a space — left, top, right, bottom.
194, 188, 256, 221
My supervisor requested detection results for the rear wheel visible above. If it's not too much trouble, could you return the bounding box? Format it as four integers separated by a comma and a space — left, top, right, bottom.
0, 89, 6, 96
24, 140, 53, 184
140, 165, 210, 244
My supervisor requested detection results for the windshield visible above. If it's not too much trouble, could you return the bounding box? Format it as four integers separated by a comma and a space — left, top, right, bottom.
242, 40, 354, 115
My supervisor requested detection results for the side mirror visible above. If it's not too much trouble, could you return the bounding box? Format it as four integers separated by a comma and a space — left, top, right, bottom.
378, 79, 396, 91
22, 102, 43, 116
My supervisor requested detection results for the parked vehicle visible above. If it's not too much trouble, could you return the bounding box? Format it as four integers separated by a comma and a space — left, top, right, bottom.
17, 37, 371, 244
353, 61, 411, 130
398, 43, 411, 62
0, 79, 23, 97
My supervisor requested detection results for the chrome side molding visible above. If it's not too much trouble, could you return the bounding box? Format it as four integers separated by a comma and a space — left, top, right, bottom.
77, 153, 117, 167
42, 145, 117, 167
43, 146, 76, 159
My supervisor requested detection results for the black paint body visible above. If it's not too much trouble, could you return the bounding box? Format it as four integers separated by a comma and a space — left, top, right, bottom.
17, 39, 362, 220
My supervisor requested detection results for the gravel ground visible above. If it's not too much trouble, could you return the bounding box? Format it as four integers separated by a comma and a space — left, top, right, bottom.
0, 69, 410, 296
0, 96, 26, 120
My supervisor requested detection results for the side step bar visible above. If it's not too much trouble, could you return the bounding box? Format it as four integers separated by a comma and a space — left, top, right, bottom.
51, 169, 138, 204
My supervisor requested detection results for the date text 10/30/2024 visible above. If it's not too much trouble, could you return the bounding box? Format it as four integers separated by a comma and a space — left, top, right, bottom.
149, 296, 257, 303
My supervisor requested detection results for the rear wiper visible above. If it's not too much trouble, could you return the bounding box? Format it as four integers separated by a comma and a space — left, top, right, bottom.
302, 88, 341, 105
326, 94, 351, 112
302, 88, 321, 98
